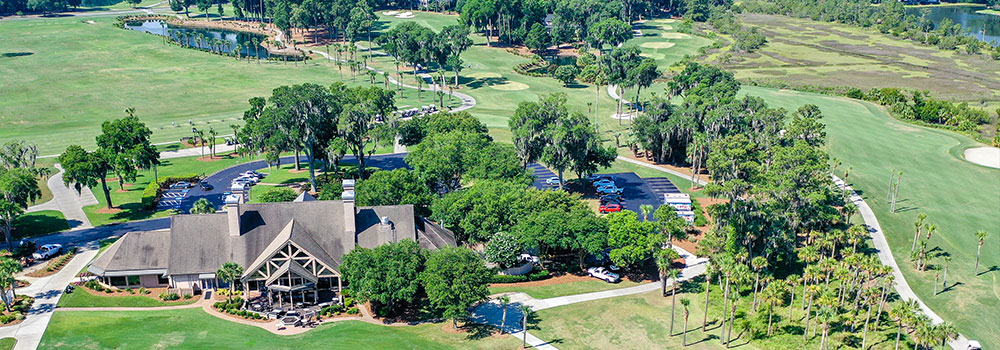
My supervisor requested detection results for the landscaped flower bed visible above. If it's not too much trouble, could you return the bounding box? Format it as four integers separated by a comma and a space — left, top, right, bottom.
26, 249, 76, 278
212, 297, 267, 321
78, 280, 193, 302
317, 297, 360, 319
0, 296, 34, 325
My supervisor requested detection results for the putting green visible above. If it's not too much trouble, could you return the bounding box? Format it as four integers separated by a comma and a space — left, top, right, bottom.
466, 72, 502, 79
655, 18, 677, 23
489, 81, 530, 91
640, 42, 676, 49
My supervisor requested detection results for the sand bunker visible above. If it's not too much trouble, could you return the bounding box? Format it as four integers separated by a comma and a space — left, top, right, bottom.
396, 11, 414, 18
610, 113, 636, 120
964, 146, 1000, 169
661, 33, 690, 39
382, 11, 399, 15
490, 81, 529, 91
659, 25, 673, 30
640, 42, 676, 49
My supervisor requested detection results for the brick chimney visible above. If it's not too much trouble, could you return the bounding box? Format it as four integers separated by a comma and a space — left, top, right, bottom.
225, 194, 242, 237
342, 179, 356, 245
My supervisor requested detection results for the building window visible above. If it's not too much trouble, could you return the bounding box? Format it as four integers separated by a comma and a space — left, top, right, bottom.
157, 275, 169, 285
127, 276, 140, 286
109, 276, 127, 287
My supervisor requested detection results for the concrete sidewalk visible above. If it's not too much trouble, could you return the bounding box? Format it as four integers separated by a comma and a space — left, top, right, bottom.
0, 248, 99, 350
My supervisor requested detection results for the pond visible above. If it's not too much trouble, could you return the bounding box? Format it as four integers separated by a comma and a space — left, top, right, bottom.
905, 5, 1000, 46
124, 20, 271, 58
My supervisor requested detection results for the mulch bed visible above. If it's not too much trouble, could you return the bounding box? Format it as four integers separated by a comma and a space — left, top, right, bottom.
26, 251, 75, 278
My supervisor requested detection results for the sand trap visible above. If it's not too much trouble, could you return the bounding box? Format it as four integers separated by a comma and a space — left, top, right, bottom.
964, 146, 1000, 169
611, 113, 636, 120
84, 20, 96, 24
396, 11, 414, 18
659, 25, 673, 30
661, 33, 690, 39
640, 52, 665, 59
382, 11, 399, 15
640, 42, 676, 49
490, 81, 529, 91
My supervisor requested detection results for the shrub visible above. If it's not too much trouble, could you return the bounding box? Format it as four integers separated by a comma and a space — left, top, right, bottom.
346, 307, 359, 315
490, 269, 551, 283
343, 297, 355, 308
257, 187, 298, 202
183, 294, 192, 299
139, 287, 148, 295
159, 293, 180, 301
141, 181, 160, 209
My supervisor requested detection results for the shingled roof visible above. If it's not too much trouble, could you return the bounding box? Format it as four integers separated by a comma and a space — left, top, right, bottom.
91, 200, 454, 278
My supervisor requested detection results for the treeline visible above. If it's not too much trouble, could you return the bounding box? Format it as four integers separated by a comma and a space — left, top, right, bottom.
0, 0, 79, 14
740, 0, 1000, 60
846, 87, 992, 133
707, 7, 766, 53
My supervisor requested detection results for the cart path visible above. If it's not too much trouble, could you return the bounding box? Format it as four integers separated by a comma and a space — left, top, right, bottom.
833, 175, 969, 350
616, 155, 709, 186
25, 164, 95, 230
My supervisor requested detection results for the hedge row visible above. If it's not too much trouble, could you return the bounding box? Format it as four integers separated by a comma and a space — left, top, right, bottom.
140, 174, 201, 210
489, 269, 551, 284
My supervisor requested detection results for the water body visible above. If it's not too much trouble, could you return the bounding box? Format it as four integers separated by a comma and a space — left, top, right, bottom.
905, 5, 1000, 46
124, 20, 271, 58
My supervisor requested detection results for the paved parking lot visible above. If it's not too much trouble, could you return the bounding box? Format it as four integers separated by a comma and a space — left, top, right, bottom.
526, 165, 681, 220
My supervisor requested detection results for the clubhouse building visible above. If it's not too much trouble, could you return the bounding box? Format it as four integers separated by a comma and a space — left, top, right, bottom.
87, 180, 455, 300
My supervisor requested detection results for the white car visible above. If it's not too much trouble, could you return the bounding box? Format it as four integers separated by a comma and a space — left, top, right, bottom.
587, 267, 620, 283
32, 244, 62, 259
596, 185, 623, 195
544, 177, 561, 186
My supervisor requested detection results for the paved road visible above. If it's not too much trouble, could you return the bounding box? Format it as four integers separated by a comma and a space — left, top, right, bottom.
26, 165, 95, 229
469, 246, 708, 350
834, 175, 969, 350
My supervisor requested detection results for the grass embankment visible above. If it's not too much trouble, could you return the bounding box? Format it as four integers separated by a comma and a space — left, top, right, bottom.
13, 210, 68, 238
531, 283, 918, 350
57, 288, 198, 308
40, 308, 520, 349
0, 15, 455, 155
741, 86, 1000, 348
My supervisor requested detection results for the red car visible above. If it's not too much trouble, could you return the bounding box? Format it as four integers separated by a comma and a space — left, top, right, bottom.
599, 203, 622, 214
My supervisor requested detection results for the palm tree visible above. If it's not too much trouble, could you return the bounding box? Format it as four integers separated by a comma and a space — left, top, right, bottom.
0, 257, 21, 312
680, 298, 691, 346
786, 274, 800, 321
667, 268, 680, 335
912, 315, 933, 350
934, 322, 957, 348
761, 282, 784, 336
190, 198, 215, 214
416, 76, 424, 101
815, 306, 837, 350
216, 261, 244, 303
657, 249, 680, 297
890, 300, 918, 350
519, 305, 532, 348
751, 256, 768, 311
702, 265, 713, 332
912, 213, 927, 252
942, 256, 951, 289
803, 285, 819, 341
640, 204, 653, 221
498, 295, 510, 335
975, 230, 988, 274
924, 223, 937, 241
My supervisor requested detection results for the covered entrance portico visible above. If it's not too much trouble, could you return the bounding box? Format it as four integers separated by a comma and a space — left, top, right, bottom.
242, 220, 344, 307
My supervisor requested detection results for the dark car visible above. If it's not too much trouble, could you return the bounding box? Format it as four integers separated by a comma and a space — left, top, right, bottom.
600, 194, 624, 204
200, 181, 213, 191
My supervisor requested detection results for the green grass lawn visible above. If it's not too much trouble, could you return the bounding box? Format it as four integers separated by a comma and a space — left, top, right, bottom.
41, 308, 519, 349
0, 338, 14, 350
531, 284, 912, 350
258, 163, 312, 185
13, 210, 68, 239
490, 279, 643, 300
82, 153, 254, 226
740, 86, 1000, 348
57, 289, 197, 308
0, 15, 455, 155
29, 171, 53, 206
